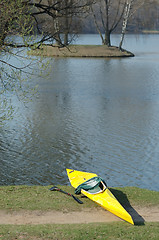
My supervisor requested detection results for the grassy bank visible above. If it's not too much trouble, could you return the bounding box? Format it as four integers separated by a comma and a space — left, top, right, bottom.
1, 222, 159, 240
29, 45, 134, 58
0, 186, 158, 240
0, 186, 158, 211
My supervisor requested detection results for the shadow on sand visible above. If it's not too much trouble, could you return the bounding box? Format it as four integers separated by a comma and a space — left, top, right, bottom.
110, 188, 145, 225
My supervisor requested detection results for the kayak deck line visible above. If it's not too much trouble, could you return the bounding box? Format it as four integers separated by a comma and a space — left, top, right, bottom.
66, 168, 134, 225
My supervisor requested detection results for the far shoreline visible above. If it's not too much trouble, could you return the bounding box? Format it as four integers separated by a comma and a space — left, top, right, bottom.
30, 44, 135, 58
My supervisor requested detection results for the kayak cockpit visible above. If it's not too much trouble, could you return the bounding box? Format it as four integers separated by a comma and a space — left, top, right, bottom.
85, 180, 107, 194
75, 177, 107, 195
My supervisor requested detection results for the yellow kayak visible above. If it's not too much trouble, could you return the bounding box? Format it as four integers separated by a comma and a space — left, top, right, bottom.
66, 169, 134, 225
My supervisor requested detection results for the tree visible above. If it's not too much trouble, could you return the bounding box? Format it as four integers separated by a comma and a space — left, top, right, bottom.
119, 0, 132, 49
0, 0, 45, 125
119, 0, 145, 49
91, 0, 126, 46
91, 0, 146, 47
129, 0, 159, 33
0, 0, 93, 125
29, 0, 93, 46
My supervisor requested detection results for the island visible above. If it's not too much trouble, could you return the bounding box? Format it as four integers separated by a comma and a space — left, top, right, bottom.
30, 45, 134, 58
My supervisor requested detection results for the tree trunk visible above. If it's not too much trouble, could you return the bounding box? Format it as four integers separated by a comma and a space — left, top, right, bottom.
64, 32, 69, 45
119, 0, 132, 50
103, 30, 111, 46
63, 3, 69, 46
91, 2, 111, 47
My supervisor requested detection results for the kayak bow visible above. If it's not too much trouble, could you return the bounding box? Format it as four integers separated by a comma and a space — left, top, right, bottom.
66, 169, 134, 225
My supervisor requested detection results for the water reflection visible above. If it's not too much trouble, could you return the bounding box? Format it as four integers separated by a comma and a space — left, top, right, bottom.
0, 35, 159, 190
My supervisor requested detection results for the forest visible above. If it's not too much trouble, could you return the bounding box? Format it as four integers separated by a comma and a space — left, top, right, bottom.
82, 0, 159, 34
0, 0, 159, 49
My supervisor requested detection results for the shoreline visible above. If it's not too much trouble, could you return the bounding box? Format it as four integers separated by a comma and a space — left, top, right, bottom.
30, 45, 135, 58
0, 186, 158, 239
0, 185, 158, 225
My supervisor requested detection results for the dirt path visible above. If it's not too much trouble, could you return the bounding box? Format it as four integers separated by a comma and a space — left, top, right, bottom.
0, 206, 158, 225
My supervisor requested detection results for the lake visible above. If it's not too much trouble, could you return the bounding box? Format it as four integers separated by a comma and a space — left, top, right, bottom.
0, 34, 159, 191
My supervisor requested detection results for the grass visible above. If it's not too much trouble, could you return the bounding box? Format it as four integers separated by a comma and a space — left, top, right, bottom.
0, 186, 158, 239
29, 44, 134, 58
0, 222, 159, 240
110, 187, 159, 207
0, 185, 158, 211
0, 185, 97, 211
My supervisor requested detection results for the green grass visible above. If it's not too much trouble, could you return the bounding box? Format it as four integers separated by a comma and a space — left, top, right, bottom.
0, 186, 158, 239
0, 222, 159, 240
0, 185, 97, 211
0, 185, 158, 211
110, 187, 159, 207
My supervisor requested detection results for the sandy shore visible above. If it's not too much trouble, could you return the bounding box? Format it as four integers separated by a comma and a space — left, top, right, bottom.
31, 45, 134, 58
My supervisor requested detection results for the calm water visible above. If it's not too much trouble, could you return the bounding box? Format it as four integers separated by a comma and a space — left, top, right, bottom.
0, 34, 159, 190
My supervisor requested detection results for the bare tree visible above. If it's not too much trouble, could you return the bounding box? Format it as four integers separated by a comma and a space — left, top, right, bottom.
130, 0, 159, 33
91, 0, 147, 47
119, 0, 145, 49
29, 0, 93, 46
91, 0, 126, 46
119, 0, 132, 49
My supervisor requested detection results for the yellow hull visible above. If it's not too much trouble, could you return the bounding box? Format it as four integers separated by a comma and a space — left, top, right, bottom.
66, 169, 134, 225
